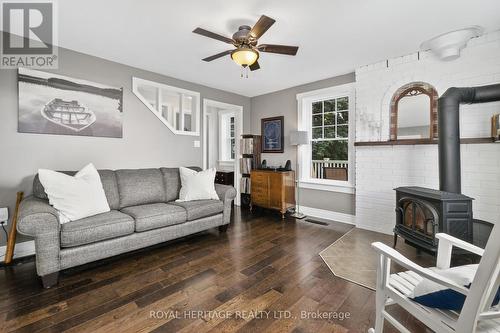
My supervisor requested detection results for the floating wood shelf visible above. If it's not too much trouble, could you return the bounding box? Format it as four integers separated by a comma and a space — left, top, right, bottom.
355, 137, 496, 146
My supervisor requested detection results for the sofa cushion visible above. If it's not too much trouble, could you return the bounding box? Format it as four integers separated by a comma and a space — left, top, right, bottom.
115, 169, 165, 208
160, 167, 202, 202
33, 170, 120, 210
61, 210, 134, 248
170, 200, 223, 221
121, 203, 187, 232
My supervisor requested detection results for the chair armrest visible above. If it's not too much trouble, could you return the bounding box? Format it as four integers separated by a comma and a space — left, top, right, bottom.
215, 184, 236, 202
17, 196, 60, 237
372, 242, 469, 296
435, 233, 484, 269
436, 233, 484, 256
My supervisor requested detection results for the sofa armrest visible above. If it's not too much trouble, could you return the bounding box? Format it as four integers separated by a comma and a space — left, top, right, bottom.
215, 184, 236, 225
17, 196, 60, 237
215, 184, 237, 203
18, 196, 61, 277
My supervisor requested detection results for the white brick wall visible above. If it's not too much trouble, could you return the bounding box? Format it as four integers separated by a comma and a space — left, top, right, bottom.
355, 31, 500, 234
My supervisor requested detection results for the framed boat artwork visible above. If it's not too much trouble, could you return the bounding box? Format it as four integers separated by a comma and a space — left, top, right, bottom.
261, 116, 284, 153
18, 68, 123, 138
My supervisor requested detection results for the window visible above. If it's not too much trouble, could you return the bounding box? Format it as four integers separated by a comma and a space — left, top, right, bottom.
132, 77, 200, 136
297, 83, 355, 194
230, 116, 235, 159
219, 112, 236, 161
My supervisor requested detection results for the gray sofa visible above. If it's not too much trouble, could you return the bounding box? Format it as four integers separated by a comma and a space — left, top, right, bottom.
17, 167, 236, 288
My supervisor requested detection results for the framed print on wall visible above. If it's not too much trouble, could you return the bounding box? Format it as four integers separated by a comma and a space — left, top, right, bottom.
261, 116, 284, 153
18, 68, 123, 138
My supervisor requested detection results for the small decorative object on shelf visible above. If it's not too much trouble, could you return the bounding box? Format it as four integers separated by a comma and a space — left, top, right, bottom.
492, 114, 500, 142
240, 135, 261, 208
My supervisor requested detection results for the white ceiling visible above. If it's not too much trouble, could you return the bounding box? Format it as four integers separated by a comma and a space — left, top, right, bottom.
57, 0, 500, 97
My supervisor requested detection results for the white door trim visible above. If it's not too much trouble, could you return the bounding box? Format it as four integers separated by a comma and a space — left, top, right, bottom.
202, 99, 243, 206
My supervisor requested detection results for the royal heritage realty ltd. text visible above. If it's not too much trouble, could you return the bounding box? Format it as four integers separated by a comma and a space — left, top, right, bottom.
149, 310, 351, 321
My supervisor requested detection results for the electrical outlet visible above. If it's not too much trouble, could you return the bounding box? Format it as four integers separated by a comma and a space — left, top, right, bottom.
0, 207, 8, 224
193, 140, 200, 148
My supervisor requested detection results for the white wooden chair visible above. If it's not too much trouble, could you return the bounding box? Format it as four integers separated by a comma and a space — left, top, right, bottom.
368, 225, 500, 333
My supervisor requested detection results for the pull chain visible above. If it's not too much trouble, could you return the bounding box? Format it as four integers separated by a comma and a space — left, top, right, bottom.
240, 66, 250, 78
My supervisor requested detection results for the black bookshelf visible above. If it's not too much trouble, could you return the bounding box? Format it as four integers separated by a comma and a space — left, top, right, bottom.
240, 134, 261, 208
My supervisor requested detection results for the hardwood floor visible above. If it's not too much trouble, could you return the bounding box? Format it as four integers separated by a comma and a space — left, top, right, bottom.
0, 208, 430, 333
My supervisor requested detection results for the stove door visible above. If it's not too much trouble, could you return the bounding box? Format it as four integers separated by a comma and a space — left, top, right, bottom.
396, 197, 439, 248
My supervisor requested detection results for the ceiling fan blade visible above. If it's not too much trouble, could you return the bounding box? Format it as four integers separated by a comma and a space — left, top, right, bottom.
257, 44, 299, 55
249, 61, 260, 71
193, 27, 234, 44
250, 15, 276, 39
202, 50, 233, 62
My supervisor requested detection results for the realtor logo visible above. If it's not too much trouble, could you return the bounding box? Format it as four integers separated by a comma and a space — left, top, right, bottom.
1, 1, 58, 68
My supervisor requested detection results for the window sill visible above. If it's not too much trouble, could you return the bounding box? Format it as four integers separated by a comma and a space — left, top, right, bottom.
298, 180, 355, 194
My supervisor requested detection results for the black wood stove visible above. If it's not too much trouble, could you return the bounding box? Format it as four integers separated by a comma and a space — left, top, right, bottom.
394, 186, 473, 252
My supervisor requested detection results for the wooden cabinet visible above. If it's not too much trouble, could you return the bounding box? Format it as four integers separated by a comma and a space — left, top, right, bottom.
250, 170, 295, 219
215, 171, 234, 186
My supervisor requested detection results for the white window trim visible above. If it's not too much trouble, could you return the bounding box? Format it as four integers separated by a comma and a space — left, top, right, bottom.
132, 77, 200, 136
296, 83, 356, 194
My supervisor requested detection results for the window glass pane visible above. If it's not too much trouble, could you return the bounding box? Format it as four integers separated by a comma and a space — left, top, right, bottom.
337, 97, 349, 111
138, 85, 159, 110
324, 99, 335, 112
312, 140, 348, 160
324, 126, 336, 138
312, 114, 322, 127
312, 127, 323, 139
337, 125, 348, 138
162, 90, 181, 130
134, 78, 199, 135
182, 95, 193, 131
183, 114, 192, 131
337, 111, 348, 124
312, 102, 322, 114
324, 112, 335, 125
230, 138, 235, 159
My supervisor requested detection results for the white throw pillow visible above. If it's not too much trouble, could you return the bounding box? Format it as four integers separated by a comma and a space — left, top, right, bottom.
412, 264, 478, 298
38, 163, 110, 223
410, 264, 481, 310
177, 167, 219, 202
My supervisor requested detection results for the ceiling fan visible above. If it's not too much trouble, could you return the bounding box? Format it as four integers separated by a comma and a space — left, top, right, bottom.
193, 15, 299, 72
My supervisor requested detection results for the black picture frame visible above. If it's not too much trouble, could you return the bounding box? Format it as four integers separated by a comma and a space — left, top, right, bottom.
261, 116, 284, 153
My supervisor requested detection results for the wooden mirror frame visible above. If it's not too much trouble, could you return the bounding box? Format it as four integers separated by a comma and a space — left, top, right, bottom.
390, 82, 438, 141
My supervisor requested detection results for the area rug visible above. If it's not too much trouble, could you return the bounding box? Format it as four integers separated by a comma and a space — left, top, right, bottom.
319, 228, 435, 290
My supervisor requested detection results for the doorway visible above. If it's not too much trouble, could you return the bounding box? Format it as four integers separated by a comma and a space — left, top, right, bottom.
202, 99, 243, 206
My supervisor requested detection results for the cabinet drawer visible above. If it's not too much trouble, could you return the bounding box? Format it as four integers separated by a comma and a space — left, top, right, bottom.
251, 193, 268, 206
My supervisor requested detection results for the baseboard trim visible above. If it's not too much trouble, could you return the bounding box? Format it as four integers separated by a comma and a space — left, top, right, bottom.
0, 240, 35, 263
356, 224, 393, 235
299, 206, 356, 225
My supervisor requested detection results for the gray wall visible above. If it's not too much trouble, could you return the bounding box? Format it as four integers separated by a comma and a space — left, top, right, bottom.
250, 73, 356, 215
0, 46, 250, 247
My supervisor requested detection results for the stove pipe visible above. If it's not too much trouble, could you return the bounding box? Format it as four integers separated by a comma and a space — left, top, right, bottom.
438, 83, 500, 193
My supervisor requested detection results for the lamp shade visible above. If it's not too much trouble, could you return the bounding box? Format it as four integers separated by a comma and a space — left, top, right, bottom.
231, 48, 259, 66
290, 130, 309, 145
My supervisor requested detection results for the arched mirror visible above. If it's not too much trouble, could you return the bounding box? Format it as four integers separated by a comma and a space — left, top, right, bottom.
390, 82, 438, 140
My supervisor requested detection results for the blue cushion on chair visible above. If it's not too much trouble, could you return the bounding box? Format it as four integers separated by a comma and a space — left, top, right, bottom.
411, 264, 500, 311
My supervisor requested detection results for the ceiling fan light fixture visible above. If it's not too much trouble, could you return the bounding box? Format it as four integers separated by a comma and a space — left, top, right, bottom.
231, 48, 259, 67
